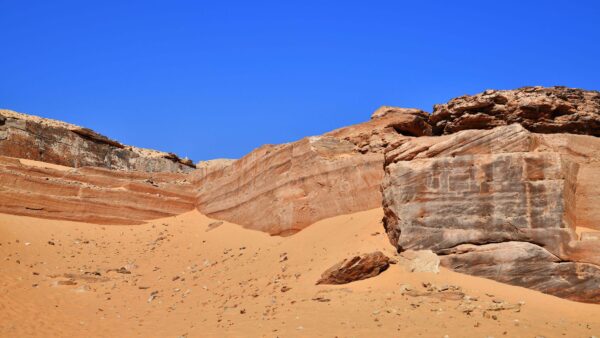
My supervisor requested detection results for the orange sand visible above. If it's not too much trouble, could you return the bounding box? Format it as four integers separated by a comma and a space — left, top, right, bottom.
1, 209, 599, 337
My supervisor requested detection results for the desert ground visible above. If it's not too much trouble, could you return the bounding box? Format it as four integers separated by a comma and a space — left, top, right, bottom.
1, 207, 599, 338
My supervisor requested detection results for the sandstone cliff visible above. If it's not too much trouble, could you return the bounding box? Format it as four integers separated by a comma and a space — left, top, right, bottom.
193, 109, 431, 235
381, 124, 600, 303
2, 86, 599, 304
0, 109, 196, 173
0, 156, 196, 224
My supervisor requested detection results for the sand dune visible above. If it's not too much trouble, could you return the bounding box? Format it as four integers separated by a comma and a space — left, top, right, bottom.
1, 209, 599, 337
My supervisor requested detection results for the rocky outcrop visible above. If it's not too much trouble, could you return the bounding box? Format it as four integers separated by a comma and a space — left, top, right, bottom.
316, 251, 391, 285
430, 86, 600, 136
369, 106, 432, 136
382, 123, 600, 303
2, 87, 600, 303
0, 109, 196, 173
0, 156, 196, 224
194, 137, 384, 235
194, 109, 430, 235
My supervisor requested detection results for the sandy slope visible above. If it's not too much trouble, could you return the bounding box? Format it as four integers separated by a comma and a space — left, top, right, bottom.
1, 209, 599, 338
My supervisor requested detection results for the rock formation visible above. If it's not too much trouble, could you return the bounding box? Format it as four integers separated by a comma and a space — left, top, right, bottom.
0, 109, 196, 173
316, 251, 391, 285
1, 86, 600, 304
194, 109, 430, 235
430, 86, 600, 136
0, 156, 196, 224
382, 123, 600, 303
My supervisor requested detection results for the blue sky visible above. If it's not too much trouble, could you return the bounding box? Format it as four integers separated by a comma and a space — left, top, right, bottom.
1, 1, 599, 161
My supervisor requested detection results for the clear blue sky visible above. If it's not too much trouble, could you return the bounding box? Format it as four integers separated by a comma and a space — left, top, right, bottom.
2, 1, 599, 161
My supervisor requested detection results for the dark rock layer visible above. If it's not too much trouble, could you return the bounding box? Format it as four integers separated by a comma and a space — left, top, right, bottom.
430, 86, 600, 136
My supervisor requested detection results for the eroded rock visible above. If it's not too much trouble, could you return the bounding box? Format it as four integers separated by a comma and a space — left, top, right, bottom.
370, 106, 432, 136
382, 123, 600, 303
193, 109, 430, 235
316, 251, 391, 285
2, 86, 600, 305
430, 86, 600, 136
440, 242, 600, 304
0, 156, 196, 224
0, 109, 196, 173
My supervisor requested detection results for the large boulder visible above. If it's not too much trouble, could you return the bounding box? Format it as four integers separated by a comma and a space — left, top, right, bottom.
382, 123, 600, 303
430, 86, 600, 136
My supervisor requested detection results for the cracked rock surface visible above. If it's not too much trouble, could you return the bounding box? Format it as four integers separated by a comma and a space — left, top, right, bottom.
382, 123, 600, 303
430, 86, 600, 136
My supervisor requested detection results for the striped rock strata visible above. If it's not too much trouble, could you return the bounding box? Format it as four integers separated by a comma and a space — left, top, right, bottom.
0, 109, 196, 173
0, 156, 195, 224
193, 109, 431, 235
382, 124, 600, 303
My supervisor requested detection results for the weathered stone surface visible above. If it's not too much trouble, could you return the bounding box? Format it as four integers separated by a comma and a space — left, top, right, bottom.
581, 232, 600, 241
385, 123, 533, 165
316, 251, 391, 285
382, 124, 600, 303
440, 242, 600, 304
384, 150, 569, 253
430, 86, 600, 136
195, 136, 385, 235
194, 159, 236, 180
0, 156, 196, 224
326, 107, 426, 152
534, 133, 600, 231
194, 110, 430, 235
0, 109, 196, 173
401, 250, 440, 273
370, 106, 432, 137
2, 87, 600, 304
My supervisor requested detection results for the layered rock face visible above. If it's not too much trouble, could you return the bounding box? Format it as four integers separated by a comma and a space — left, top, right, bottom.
382, 124, 600, 303
194, 109, 430, 235
0, 109, 196, 173
0, 156, 196, 224
430, 86, 600, 136
0, 110, 199, 225
194, 86, 600, 245
2, 86, 600, 303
